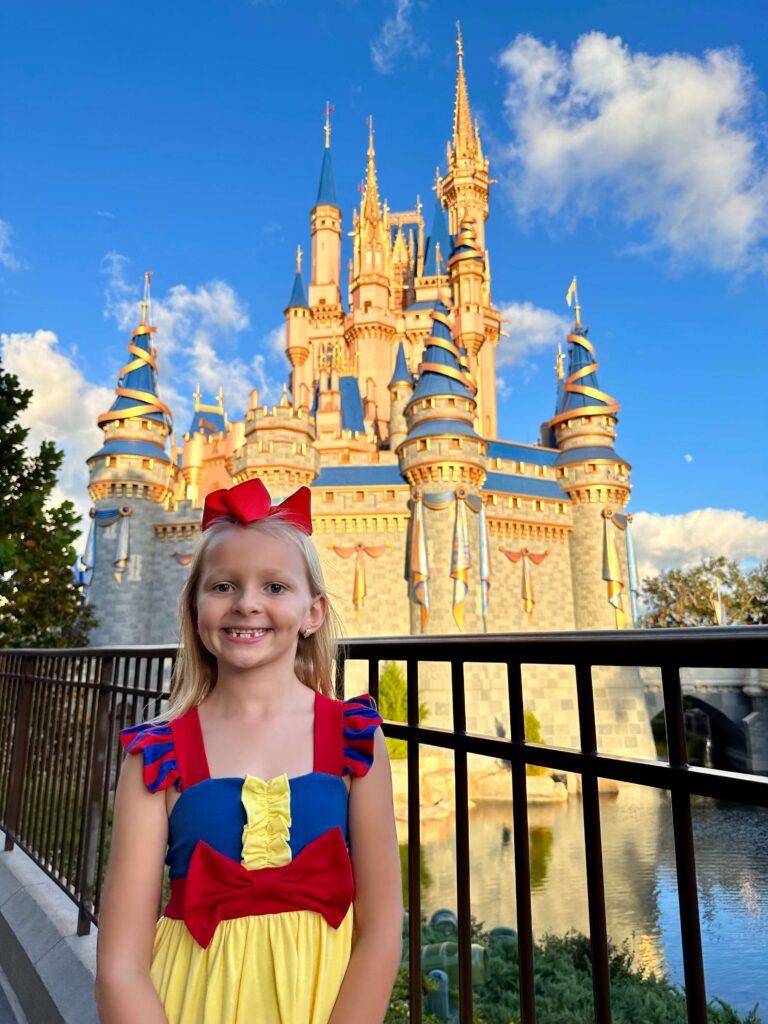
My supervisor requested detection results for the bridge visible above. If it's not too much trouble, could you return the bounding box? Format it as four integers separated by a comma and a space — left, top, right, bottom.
0, 627, 767, 1024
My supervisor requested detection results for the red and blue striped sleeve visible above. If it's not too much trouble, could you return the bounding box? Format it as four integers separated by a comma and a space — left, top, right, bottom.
342, 694, 383, 778
119, 720, 182, 793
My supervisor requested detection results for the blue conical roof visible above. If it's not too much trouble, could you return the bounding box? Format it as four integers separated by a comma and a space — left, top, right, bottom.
410, 300, 475, 404
389, 342, 412, 386
105, 326, 169, 427
315, 147, 338, 208
555, 327, 610, 417
287, 270, 308, 309
422, 199, 451, 276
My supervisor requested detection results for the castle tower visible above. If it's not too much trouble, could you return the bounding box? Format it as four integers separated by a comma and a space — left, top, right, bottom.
284, 246, 313, 410
388, 342, 413, 452
181, 386, 233, 502
231, 386, 319, 494
309, 104, 343, 312
348, 117, 396, 441
398, 299, 487, 634
440, 24, 490, 251
86, 272, 175, 644
549, 281, 633, 629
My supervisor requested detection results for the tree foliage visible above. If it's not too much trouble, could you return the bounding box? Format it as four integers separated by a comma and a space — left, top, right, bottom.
640, 556, 768, 628
0, 361, 96, 647
378, 661, 428, 760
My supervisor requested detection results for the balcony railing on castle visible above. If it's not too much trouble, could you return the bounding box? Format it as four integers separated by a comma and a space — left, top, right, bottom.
1, 627, 767, 1024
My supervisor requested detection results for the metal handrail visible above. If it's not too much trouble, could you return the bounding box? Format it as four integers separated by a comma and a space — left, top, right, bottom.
1, 626, 766, 1024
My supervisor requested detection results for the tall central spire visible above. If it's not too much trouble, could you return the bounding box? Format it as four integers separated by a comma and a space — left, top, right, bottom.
453, 22, 475, 161
362, 115, 381, 224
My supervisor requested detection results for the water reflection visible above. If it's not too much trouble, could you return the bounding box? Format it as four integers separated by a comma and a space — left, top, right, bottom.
418, 792, 768, 1014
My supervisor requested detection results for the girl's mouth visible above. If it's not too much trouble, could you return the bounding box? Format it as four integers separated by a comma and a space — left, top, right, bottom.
222, 627, 270, 642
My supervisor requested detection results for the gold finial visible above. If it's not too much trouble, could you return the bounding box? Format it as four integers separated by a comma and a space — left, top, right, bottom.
416, 193, 422, 219
280, 383, 290, 407
555, 342, 565, 381
565, 275, 581, 328
193, 383, 201, 409
324, 100, 333, 148
216, 385, 224, 412
433, 166, 442, 199
456, 20, 464, 60
367, 114, 374, 156
139, 270, 154, 327
296, 244, 303, 273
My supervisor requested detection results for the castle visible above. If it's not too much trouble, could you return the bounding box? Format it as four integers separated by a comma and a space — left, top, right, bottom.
83, 31, 653, 755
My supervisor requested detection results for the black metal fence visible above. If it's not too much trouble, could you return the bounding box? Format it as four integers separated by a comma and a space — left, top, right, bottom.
1, 627, 767, 1024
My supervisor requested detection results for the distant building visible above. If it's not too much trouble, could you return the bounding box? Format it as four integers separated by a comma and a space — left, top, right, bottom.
83, 30, 650, 752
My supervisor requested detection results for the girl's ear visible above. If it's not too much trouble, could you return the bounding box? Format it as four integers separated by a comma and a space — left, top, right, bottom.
307, 593, 327, 633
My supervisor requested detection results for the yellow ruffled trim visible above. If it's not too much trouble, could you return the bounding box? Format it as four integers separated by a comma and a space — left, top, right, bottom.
240, 774, 292, 870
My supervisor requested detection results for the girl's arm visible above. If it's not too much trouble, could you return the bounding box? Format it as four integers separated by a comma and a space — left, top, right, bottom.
329, 727, 403, 1024
95, 753, 169, 1024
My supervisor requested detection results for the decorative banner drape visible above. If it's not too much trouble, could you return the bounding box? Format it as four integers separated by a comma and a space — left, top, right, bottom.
408, 489, 488, 632
331, 542, 387, 618
451, 488, 471, 630
602, 509, 626, 628
170, 551, 194, 567
615, 512, 639, 625
79, 505, 133, 588
500, 548, 549, 616
479, 504, 491, 632
409, 491, 430, 631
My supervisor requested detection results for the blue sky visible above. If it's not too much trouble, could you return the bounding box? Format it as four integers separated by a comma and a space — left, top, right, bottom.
2, 0, 767, 576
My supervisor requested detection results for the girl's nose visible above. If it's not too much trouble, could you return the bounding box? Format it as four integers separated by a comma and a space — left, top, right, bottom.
232, 587, 263, 614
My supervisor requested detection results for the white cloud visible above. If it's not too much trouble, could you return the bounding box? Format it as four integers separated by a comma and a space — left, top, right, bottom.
496, 300, 571, 369
370, 0, 426, 75
0, 330, 112, 532
102, 253, 286, 428
0, 219, 21, 270
497, 32, 768, 272
684, 453, 694, 463
632, 508, 768, 581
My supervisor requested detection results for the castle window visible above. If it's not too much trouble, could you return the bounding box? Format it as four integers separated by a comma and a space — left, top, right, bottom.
417, 439, 429, 452
105, 457, 113, 468
447, 398, 456, 407
354, 491, 364, 502
142, 420, 150, 429
386, 490, 395, 500
533, 500, 543, 512
557, 467, 567, 478
318, 298, 326, 306
324, 492, 333, 502
340, 453, 350, 464
587, 463, 597, 473
142, 459, 150, 470
449, 438, 461, 450
364, 301, 372, 312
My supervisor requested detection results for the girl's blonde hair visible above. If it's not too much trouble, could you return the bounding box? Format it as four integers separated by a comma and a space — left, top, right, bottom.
165, 515, 341, 719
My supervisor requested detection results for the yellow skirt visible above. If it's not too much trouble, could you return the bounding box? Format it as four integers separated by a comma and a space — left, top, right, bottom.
151, 906, 354, 1024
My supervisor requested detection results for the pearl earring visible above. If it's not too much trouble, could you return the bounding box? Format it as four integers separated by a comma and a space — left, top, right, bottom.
303, 627, 313, 639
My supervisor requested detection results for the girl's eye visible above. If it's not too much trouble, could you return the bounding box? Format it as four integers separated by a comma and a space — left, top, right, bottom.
213, 582, 234, 593
267, 583, 286, 595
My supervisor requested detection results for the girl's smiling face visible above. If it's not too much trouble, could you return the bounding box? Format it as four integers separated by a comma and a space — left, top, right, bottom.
196, 525, 325, 678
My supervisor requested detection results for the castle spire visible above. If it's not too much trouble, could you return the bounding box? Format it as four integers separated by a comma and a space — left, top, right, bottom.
315, 103, 338, 208
362, 115, 381, 224
453, 22, 475, 161
97, 272, 171, 429
286, 245, 308, 308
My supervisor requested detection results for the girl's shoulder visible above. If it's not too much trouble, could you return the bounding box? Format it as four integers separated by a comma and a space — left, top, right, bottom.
119, 718, 182, 793
338, 693, 383, 779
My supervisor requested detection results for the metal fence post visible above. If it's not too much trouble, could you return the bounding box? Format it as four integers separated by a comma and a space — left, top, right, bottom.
3, 655, 35, 852
76, 656, 114, 935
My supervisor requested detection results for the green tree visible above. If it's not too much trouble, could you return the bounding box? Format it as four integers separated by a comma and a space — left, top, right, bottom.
0, 361, 96, 647
378, 661, 428, 760
640, 555, 767, 628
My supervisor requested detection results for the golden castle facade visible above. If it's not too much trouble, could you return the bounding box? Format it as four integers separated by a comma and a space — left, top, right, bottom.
83, 31, 653, 754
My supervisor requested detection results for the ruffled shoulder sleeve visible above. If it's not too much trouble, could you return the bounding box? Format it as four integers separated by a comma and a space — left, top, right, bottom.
119, 720, 182, 793
342, 694, 383, 778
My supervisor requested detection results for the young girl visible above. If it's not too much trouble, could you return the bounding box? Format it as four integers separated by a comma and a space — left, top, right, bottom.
96, 478, 403, 1024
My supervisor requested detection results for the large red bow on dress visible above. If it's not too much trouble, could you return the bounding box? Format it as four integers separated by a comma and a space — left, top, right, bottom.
202, 478, 313, 535
181, 827, 353, 948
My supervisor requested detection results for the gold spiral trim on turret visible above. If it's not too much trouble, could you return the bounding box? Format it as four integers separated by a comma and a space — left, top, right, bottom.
549, 332, 619, 428
97, 339, 172, 426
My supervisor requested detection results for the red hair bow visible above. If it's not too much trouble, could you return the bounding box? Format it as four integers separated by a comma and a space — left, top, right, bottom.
201, 479, 313, 535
